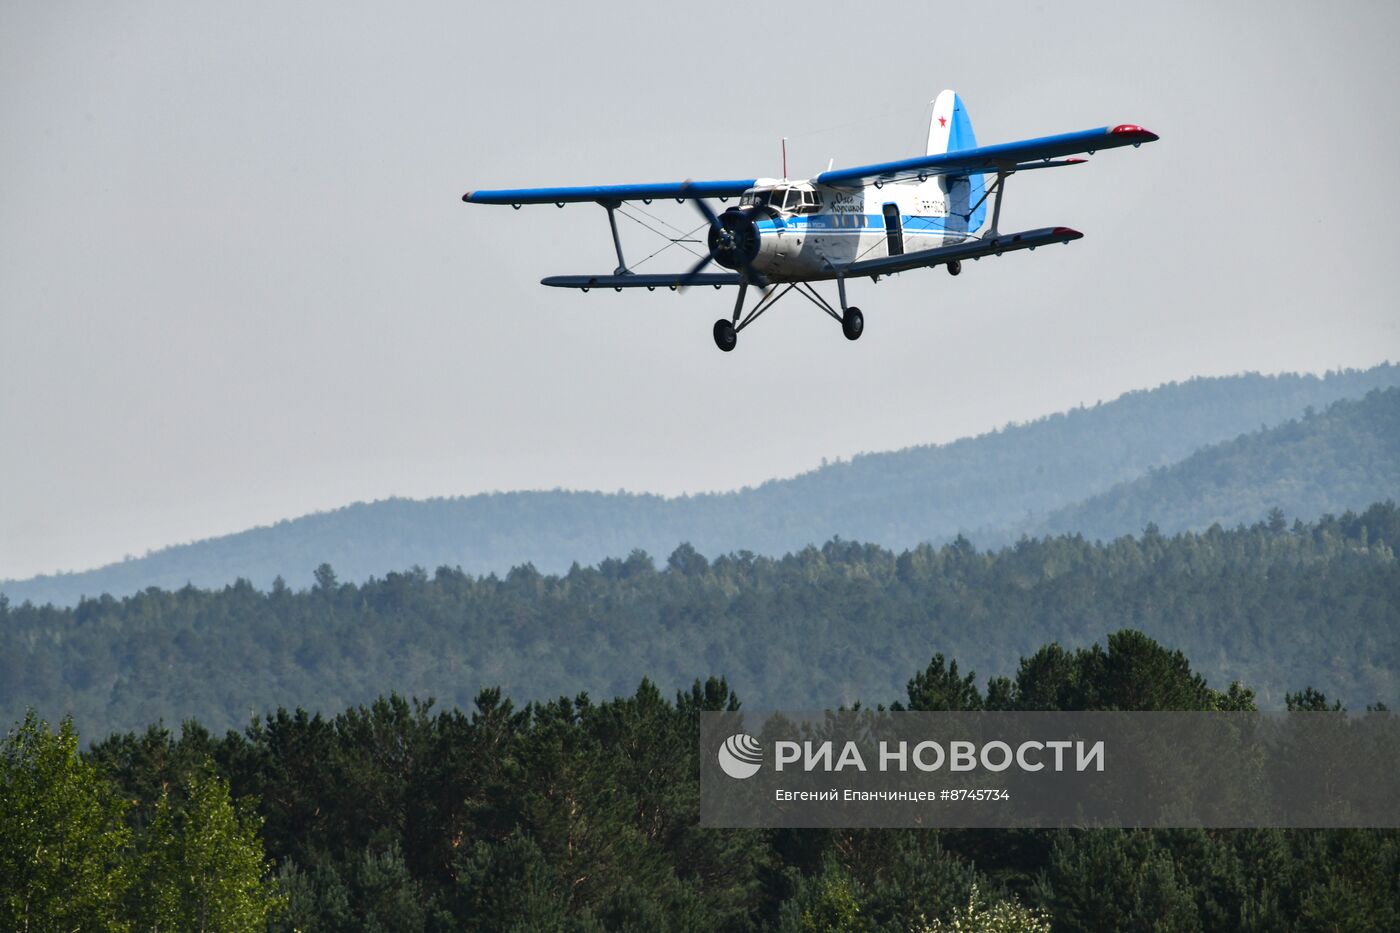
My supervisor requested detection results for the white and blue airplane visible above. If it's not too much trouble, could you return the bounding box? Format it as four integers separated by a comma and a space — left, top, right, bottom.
462, 90, 1157, 351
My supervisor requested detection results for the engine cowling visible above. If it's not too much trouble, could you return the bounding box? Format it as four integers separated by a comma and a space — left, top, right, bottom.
707, 209, 761, 271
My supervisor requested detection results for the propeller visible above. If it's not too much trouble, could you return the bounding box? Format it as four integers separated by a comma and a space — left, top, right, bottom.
677, 182, 767, 291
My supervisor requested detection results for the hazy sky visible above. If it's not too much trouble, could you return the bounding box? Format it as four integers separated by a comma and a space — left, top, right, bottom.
3, 1, 1398, 580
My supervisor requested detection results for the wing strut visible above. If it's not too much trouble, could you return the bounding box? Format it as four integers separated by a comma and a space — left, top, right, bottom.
951, 169, 1011, 239
601, 200, 630, 275
988, 171, 1007, 239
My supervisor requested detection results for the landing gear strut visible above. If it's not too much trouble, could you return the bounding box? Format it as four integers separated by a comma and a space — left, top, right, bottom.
835, 275, 862, 342
708, 275, 867, 350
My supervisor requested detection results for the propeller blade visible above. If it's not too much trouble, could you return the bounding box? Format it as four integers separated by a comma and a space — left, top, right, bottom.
680, 180, 721, 229
676, 250, 716, 293
739, 265, 768, 289
681, 178, 768, 289
692, 197, 720, 230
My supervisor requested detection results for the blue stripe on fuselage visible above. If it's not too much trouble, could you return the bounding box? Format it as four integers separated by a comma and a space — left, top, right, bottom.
754, 214, 967, 232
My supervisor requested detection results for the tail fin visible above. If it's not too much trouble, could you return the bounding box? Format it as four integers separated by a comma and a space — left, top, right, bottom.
926, 89, 978, 155
925, 89, 986, 234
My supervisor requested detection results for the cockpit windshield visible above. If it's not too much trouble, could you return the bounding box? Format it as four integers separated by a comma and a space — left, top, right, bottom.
741, 187, 818, 212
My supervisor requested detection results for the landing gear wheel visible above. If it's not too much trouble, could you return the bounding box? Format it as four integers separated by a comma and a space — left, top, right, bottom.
842, 307, 864, 341
947, 259, 962, 276
713, 318, 737, 352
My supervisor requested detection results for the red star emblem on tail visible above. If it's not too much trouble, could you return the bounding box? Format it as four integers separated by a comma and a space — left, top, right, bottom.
938, 115, 947, 127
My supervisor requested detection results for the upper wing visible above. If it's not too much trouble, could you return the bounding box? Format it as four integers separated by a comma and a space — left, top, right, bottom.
462, 179, 755, 206
816, 125, 1158, 187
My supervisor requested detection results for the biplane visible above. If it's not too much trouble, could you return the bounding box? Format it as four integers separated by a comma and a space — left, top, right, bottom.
462, 90, 1157, 351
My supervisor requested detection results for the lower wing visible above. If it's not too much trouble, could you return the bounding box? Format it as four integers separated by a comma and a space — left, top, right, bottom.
539, 228, 1081, 289
542, 272, 742, 290
842, 227, 1083, 278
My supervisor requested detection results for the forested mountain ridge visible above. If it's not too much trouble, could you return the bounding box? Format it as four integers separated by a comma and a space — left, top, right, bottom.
5, 364, 1398, 607
5, 504, 1398, 740
1032, 386, 1400, 541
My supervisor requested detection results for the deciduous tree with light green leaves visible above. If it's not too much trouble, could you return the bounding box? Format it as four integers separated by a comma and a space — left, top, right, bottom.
0, 711, 133, 932
917, 885, 1051, 933
131, 768, 284, 932
2, 711, 283, 932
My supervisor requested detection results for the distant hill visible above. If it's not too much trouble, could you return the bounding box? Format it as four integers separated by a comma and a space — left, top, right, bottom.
5, 506, 1399, 739
1037, 387, 1400, 540
4, 364, 1398, 607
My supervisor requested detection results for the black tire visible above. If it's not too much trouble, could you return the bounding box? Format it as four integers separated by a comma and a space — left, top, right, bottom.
842, 307, 864, 341
947, 259, 962, 276
713, 318, 737, 352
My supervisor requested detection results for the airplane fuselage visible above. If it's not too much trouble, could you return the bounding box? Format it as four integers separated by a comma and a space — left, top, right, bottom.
722, 175, 987, 282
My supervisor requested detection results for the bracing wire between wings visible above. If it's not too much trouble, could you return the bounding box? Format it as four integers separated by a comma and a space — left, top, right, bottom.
615, 208, 710, 266
618, 201, 703, 240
